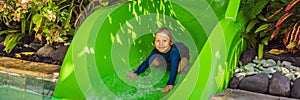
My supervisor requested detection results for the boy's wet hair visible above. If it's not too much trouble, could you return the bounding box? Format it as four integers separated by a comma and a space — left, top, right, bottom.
154, 27, 175, 44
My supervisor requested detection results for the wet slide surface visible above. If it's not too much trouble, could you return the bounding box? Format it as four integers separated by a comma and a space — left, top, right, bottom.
53, 0, 248, 99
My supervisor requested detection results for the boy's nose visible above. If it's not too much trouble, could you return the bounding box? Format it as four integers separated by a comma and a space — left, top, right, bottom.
159, 42, 164, 46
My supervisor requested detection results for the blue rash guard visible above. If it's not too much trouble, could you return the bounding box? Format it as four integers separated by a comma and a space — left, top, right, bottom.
134, 43, 181, 85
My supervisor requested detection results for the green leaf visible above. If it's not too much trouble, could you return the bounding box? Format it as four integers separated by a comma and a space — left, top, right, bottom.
257, 15, 266, 21
287, 42, 296, 49
32, 14, 43, 32
258, 44, 264, 59
269, 49, 285, 55
259, 32, 268, 37
0, 30, 18, 35
32, 14, 43, 24
21, 18, 26, 34
4, 34, 24, 54
42, 28, 50, 34
29, 20, 33, 36
255, 24, 270, 33
67, 28, 75, 35
262, 36, 270, 45
246, 20, 259, 32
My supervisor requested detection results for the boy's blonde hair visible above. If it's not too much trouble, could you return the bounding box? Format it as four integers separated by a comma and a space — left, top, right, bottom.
155, 27, 174, 44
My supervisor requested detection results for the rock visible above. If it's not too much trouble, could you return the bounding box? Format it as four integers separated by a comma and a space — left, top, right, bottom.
263, 59, 276, 67
50, 46, 69, 62
244, 63, 256, 71
284, 73, 295, 81
253, 59, 266, 64
258, 66, 265, 71
282, 61, 292, 67
246, 71, 258, 76
295, 71, 300, 78
239, 48, 257, 66
269, 72, 290, 97
239, 73, 269, 93
270, 66, 280, 70
288, 65, 300, 71
229, 76, 239, 89
36, 45, 55, 57
235, 72, 246, 79
280, 67, 290, 74
234, 68, 243, 73
277, 60, 281, 66
291, 78, 300, 99
261, 67, 276, 74
29, 42, 43, 51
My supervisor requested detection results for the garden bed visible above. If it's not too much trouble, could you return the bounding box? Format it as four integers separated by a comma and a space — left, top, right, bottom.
228, 48, 300, 99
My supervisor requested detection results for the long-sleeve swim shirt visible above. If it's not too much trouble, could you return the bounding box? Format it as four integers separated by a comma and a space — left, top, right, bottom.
134, 43, 181, 85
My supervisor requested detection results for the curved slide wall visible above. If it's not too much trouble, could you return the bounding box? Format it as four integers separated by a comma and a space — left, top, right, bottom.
53, 0, 248, 99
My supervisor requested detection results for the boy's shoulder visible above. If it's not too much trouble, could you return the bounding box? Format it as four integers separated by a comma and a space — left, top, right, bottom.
170, 45, 180, 54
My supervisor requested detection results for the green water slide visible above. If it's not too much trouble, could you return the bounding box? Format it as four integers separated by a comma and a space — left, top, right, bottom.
53, 0, 249, 99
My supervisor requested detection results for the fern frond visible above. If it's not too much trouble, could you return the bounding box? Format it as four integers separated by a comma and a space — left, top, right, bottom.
242, 0, 271, 19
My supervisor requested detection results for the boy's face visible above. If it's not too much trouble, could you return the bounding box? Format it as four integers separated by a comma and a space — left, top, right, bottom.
154, 32, 172, 53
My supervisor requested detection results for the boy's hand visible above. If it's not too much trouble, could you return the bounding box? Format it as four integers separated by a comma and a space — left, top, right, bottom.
162, 85, 173, 93
127, 72, 138, 81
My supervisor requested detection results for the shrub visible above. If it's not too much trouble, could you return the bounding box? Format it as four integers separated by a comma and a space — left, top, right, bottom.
0, 0, 90, 53
241, 0, 300, 58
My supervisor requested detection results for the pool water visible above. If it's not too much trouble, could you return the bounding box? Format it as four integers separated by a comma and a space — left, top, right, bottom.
0, 71, 55, 100
0, 86, 51, 100
102, 67, 187, 99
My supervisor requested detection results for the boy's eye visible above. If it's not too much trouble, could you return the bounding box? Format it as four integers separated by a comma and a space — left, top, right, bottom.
163, 40, 167, 42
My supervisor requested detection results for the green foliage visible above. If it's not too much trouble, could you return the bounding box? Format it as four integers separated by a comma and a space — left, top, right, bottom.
4, 34, 24, 53
241, 0, 300, 55
255, 24, 270, 33
0, 0, 28, 53
0, 0, 90, 53
240, 0, 271, 19
27, 0, 75, 44
258, 44, 264, 59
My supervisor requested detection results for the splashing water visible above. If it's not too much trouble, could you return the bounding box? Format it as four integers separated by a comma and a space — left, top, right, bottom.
102, 68, 185, 99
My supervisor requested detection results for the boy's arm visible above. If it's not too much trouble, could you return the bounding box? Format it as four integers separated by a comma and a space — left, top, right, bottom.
134, 49, 156, 75
166, 51, 180, 85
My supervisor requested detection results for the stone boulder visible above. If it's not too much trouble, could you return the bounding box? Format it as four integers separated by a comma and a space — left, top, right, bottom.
239, 73, 269, 93
291, 78, 300, 99
29, 42, 43, 51
36, 45, 55, 57
50, 46, 69, 62
229, 76, 239, 89
268, 72, 290, 97
239, 48, 257, 66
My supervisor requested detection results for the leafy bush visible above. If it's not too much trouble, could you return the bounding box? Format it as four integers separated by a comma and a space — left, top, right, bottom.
0, 0, 90, 53
0, 0, 28, 53
241, 0, 300, 58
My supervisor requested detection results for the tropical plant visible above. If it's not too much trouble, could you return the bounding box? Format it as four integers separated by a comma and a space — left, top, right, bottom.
0, 0, 90, 54
0, 0, 29, 53
241, 0, 299, 59
266, 0, 300, 53
30, 0, 75, 44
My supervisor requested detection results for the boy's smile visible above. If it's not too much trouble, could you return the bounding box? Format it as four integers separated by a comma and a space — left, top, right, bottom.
154, 32, 172, 53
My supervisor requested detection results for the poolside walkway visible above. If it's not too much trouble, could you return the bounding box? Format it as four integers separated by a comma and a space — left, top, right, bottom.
0, 57, 60, 79
211, 88, 299, 100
